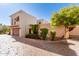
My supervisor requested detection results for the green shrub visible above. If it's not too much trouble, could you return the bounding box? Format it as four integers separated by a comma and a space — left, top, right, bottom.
31, 34, 40, 39
0, 25, 10, 34
25, 34, 40, 39
40, 28, 48, 40
25, 24, 40, 39
25, 34, 32, 38
50, 31, 56, 41
31, 24, 39, 35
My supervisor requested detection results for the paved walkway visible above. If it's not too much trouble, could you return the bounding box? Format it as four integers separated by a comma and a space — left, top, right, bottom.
0, 35, 79, 56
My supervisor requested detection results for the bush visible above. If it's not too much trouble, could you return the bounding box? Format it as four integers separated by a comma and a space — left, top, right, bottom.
25, 24, 40, 39
25, 34, 32, 38
31, 24, 39, 35
40, 28, 48, 40
50, 31, 56, 41
31, 34, 40, 39
25, 34, 40, 39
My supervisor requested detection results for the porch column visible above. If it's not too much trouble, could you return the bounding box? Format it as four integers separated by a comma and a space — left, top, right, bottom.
10, 28, 13, 35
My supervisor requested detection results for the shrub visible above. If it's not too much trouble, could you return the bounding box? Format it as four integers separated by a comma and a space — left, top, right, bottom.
0, 25, 10, 34
31, 24, 39, 35
3, 26, 10, 34
50, 31, 56, 41
25, 34, 40, 39
31, 34, 40, 39
25, 24, 40, 39
25, 34, 32, 38
40, 28, 48, 40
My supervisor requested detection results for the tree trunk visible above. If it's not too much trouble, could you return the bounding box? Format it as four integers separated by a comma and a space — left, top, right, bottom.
64, 27, 69, 39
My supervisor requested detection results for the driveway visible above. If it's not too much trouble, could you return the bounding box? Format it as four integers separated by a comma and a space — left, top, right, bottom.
0, 34, 59, 56
0, 34, 78, 56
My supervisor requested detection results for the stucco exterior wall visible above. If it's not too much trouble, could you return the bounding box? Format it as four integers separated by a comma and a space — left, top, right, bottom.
70, 26, 79, 36
55, 26, 65, 38
10, 11, 37, 37
55, 26, 79, 38
39, 23, 65, 38
10, 12, 21, 36
19, 12, 37, 37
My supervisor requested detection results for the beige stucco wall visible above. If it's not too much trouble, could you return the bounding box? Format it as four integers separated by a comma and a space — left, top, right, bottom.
55, 26, 65, 38
10, 11, 37, 37
10, 12, 21, 36
55, 25, 79, 38
70, 26, 79, 36
39, 24, 65, 38
20, 12, 37, 37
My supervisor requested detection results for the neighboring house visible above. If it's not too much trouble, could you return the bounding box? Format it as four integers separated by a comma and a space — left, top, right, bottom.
10, 10, 37, 37
37, 19, 49, 24
37, 19, 50, 29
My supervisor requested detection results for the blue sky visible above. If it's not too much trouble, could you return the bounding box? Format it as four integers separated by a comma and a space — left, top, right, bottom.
0, 3, 77, 25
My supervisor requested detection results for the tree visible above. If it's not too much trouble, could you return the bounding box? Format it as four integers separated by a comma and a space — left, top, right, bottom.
2, 25, 10, 34
51, 6, 79, 39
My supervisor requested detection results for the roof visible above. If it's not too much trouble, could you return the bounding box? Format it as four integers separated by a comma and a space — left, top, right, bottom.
10, 10, 36, 18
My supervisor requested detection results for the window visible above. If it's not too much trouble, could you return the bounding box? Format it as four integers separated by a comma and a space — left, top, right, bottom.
16, 16, 19, 21
13, 16, 19, 25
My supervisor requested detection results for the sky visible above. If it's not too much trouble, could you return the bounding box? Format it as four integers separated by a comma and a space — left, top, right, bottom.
0, 3, 77, 25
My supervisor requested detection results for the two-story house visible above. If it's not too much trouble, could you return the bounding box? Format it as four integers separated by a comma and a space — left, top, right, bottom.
10, 10, 79, 39
10, 10, 37, 37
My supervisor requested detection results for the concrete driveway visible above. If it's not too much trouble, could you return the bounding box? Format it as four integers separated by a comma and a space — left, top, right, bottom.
0, 34, 78, 56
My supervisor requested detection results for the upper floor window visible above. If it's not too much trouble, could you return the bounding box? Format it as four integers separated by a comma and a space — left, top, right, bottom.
15, 16, 19, 22
13, 16, 19, 25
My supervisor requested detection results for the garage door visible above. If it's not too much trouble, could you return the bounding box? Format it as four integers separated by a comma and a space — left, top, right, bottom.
12, 28, 19, 36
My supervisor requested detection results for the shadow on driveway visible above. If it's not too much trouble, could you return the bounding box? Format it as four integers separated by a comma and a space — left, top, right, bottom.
12, 36, 77, 56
